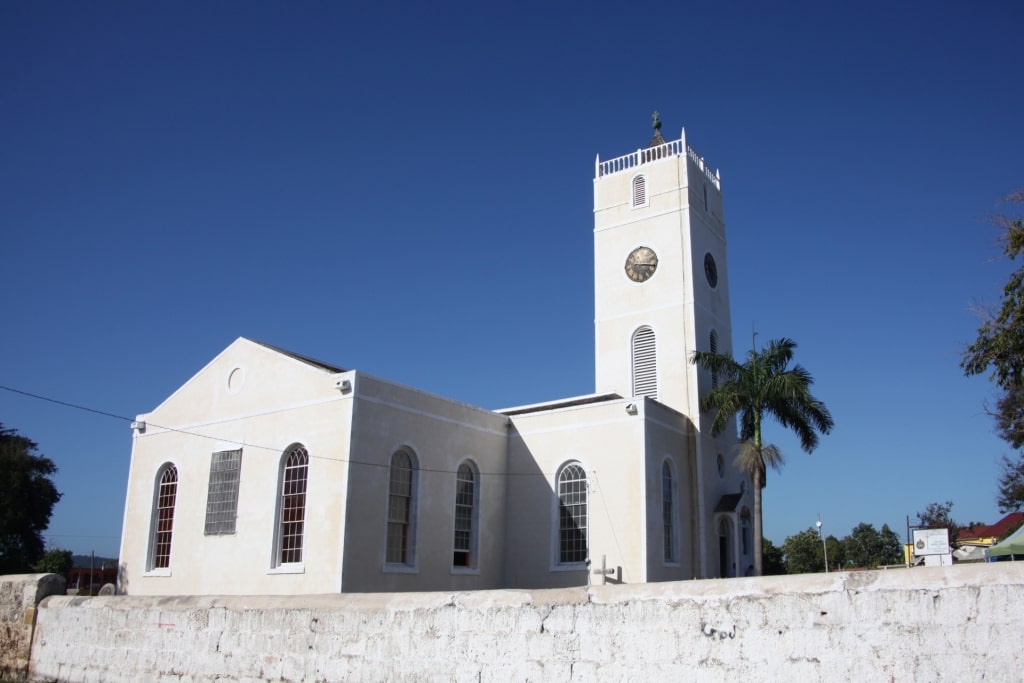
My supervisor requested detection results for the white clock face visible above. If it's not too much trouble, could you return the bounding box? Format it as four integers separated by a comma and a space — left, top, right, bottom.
625, 246, 658, 282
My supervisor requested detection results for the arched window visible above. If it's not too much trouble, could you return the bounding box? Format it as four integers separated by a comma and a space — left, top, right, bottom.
632, 326, 657, 399
452, 461, 479, 569
709, 329, 719, 389
662, 460, 676, 562
386, 449, 417, 566
741, 508, 752, 557
631, 174, 647, 207
557, 463, 588, 564
275, 445, 309, 566
148, 464, 178, 571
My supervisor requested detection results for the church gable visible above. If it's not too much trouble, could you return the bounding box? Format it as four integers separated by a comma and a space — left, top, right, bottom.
141, 337, 345, 429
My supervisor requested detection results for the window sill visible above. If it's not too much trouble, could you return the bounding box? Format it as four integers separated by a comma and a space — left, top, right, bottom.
450, 566, 480, 576
550, 562, 588, 573
143, 568, 171, 577
382, 563, 418, 574
268, 563, 304, 575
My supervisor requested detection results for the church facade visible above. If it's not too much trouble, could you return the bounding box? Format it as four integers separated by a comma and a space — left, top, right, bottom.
117, 124, 750, 595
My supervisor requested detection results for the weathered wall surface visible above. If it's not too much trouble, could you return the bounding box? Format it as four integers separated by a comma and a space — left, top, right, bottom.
21, 563, 1024, 682
0, 574, 65, 681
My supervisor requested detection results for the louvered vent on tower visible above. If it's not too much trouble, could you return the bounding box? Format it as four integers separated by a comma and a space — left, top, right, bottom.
632, 175, 647, 207
632, 326, 658, 398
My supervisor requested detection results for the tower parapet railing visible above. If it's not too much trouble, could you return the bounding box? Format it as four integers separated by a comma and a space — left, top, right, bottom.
595, 130, 721, 190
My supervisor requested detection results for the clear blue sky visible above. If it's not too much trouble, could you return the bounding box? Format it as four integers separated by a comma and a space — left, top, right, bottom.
2, 2, 1022, 559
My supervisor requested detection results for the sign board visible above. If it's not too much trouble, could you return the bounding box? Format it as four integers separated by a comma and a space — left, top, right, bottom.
912, 528, 950, 556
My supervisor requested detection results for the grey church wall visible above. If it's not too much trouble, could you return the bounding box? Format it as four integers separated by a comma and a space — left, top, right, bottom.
19, 563, 1024, 682
341, 373, 510, 593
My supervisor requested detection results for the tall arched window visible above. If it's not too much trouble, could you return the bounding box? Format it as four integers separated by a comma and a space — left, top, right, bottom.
632, 326, 658, 398
709, 329, 719, 389
148, 464, 178, 571
631, 174, 647, 207
386, 449, 417, 565
452, 461, 479, 569
557, 463, 588, 564
662, 460, 676, 562
275, 445, 309, 566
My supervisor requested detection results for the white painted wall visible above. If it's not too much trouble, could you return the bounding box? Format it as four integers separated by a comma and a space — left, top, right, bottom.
28, 563, 1024, 682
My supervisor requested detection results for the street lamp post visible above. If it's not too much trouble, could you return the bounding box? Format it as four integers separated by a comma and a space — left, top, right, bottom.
817, 514, 829, 573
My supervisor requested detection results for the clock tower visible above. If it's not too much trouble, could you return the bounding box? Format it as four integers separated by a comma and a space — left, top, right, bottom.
593, 117, 741, 575
593, 116, 733, 415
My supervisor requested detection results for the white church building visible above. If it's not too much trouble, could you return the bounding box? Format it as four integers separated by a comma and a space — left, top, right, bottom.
118, 122, 750, 595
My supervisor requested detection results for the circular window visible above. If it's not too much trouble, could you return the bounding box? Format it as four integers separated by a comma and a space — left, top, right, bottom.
704, 253, 718, 288
227, 367, 246, 394
716, 453, 725, 478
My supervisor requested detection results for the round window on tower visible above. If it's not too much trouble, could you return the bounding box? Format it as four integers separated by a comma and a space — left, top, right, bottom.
704, 253, 718, 288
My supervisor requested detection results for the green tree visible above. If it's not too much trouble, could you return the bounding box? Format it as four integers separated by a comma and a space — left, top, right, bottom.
692, 337, 834, 575
32, 547, 73, 577
996, 453, 1024, 513
962, 189, 1024, 447
761, 538, 787, 575
0, 423, 62, 573
841, 523, 903, 568
780, 527, 841, 574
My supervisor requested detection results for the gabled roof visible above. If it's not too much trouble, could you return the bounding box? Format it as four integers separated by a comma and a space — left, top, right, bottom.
957, 512, 1024, 542
714, 493, 744, 513
249, 338, 347, 374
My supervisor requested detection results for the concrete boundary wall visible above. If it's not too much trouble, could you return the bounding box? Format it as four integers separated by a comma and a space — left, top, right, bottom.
0, 574, 65, 681
21, 563, 1024, 682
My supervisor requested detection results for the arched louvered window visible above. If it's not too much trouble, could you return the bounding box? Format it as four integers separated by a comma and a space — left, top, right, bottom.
148, 464, 178, 571
662, 460, 676, 562
275, 445, 309, 566
632, 174, 647, 207
557, 463, 588, 564
386, 449, 417, 565
452, 461, 479, 568
710, 329, 719, 389
632, 326, 657, 399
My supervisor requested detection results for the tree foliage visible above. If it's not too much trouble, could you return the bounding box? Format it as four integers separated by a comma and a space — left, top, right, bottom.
962, 189, 1024, 448
780, 527, 841, 574
997, 453, 1024, 513
0, 423, 62, 573
33, 547, 73, 577
692, 337, 834, 576
840, 523, 903, 569
761, 538, 787, 575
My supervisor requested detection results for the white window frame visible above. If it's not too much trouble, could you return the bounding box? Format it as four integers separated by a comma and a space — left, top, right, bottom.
632, 325, 658, 399
553, 461, 588, 569
631, 174, 649, 208
145, 463, 178, 576
451, 460, 480, 573
204, 449, 242, 535
384, 448, 418, 572
269, 444, 309, 573
662, 459, 679, 565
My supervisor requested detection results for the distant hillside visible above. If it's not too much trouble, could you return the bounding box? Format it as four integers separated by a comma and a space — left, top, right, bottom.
71, 554, 117, 568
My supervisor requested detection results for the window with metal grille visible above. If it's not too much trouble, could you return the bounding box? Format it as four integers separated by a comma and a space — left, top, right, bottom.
386, 449, 416, 565
204, 449, 242, 535
149, 464, 177, 570
662, 461, 676, 562
276, 445, 309, 565
632, 174, 647, 207
632, 326, 657, 398
557, 463, 588, 564
710, 329, 719, 389
452, 462, 478, 568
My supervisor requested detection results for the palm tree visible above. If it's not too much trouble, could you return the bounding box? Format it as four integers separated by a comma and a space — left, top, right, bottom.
692, 337, 833, 576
